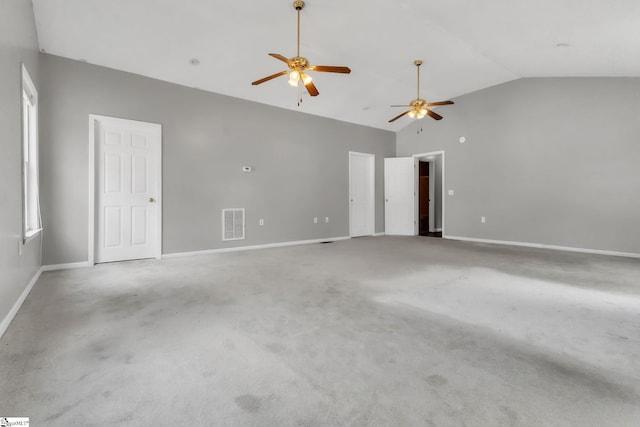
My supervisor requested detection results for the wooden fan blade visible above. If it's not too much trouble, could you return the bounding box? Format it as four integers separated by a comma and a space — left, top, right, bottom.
391, 105, 411, 107
310, 65, 351, 74
389, 110, 411, 123
251, 70, 288, 86
426, 109, 443, 120
305, 80, 319, 97
426, 100, 454, 107
268, 53, 291, 65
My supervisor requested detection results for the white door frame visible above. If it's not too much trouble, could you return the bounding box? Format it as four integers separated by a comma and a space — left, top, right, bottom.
348, 151, 375, 237
413, 150, 445, 234
88, 114, 163, 265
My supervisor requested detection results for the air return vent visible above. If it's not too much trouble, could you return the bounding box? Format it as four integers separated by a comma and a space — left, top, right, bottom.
222, 208, 245, 241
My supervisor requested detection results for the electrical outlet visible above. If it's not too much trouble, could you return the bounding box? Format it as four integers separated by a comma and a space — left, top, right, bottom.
313, 217, 318, 224
325, 217, 329, 223
259, 219, 264, 226
481, 216, 486, 223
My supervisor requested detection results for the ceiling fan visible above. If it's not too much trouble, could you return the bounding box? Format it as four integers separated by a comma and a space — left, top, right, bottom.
251, 0, 351, 99
388, 60, 453, 123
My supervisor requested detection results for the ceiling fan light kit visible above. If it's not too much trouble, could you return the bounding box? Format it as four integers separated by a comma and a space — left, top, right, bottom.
388, 59, 454, 132
251, 1, 351, 102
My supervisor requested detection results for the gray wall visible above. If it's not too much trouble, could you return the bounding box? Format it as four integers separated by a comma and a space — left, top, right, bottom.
397, 78, 640, 255
0, 0, 42, 326
39, 55, 395, 265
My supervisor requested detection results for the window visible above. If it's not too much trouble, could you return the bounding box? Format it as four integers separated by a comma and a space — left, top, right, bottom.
22, 65, 41, 242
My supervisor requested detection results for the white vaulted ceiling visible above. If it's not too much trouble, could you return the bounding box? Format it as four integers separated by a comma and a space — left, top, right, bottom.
32, 0, 640, 131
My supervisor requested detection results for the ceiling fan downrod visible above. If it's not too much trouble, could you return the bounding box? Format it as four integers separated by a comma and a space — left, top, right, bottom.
415, 59, 422, 100
294, 0, 304, 58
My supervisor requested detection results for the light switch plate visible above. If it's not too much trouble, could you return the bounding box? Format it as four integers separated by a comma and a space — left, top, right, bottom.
448, 189, 454, 196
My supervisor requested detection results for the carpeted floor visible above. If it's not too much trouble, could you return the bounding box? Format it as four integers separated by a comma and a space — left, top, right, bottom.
1, 236, 639, 426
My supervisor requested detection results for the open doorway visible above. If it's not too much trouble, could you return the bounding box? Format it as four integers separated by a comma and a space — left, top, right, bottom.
418, 161, 432, 236
414, 151, 444, 238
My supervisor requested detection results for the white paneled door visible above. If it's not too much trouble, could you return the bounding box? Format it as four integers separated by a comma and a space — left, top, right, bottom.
349, 152, 375, 237
92, 116, 161, 263
384, 157, 417, 236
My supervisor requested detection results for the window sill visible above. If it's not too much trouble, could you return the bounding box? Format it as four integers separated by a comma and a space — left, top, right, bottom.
23, 228, 42, 244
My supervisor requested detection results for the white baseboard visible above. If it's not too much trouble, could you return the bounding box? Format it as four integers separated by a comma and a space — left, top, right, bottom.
373, 232, 385, 237
435, 228, 443, 232
163, 236, 351, 259
41, 261, 91, 271
444, 235, 640, 259
41, 237, 354, 266
0, 267, 42, 340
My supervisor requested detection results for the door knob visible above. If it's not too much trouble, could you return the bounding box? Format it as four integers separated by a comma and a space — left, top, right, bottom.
149, 197, 155, 203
